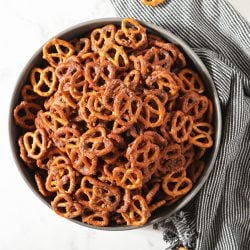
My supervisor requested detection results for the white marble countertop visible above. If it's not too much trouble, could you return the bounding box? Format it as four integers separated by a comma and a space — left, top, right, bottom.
0, 1, 249, 250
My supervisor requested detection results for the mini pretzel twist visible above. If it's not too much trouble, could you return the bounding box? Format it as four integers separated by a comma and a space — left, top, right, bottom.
69, 148, 97, 176
43, 38, 75, 67
46, 164, 75, 194
90, 182, 121, 212
178, 68, 205, 93
100, 43, 129, 71
112, 166, 143, 190
82, 209, 109, 227
91, 24, 116, 52
121, 195, 151, 226
189, 122, 214, 148
115, 18, 147, 50
14, 101, 41, 130
146, 71, 180, 100
126, 132, 160, 169
23, 128, 48, 160
53, 126, 80, 153
18, 136, 35, 168
30, 67, 57, 97
85, 61, 117, 91
159, 144, 186, 174
35, 108, 68, 136
71, 37, 91, 54
162, 170, 193, 198
51, 193, 82, 218
181, 91, 209, 120
113, 91, 142, 133
170, 111, 193, 143
139, 92, 165, 128
80, 126, 113, 159
34, 171, 52, 197
21, 85, 42, 103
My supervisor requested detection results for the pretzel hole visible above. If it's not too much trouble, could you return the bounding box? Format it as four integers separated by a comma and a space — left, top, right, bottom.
108, 48, 116, 58
137, 153, 144, 162
118, 55, 126, 67
48, 46, 57, 54
57, 202, 67, 213
194, 80, 201, 89
179, 181, 190, 190
177, 130, 184, 138
96, 77, 106, 86
198, 101, 206, 111
158, 51, 166, 61
87, 142, 94, 148
25, 119, 34, 126
40, 84, 50, 92
34, 145, 41, 155
96, 142, 106, 151
94, 32, 101, 41
17, 108, 26, 117
60, 45, 71, 54
182, 80, 191, 90
106, 31, 112, 38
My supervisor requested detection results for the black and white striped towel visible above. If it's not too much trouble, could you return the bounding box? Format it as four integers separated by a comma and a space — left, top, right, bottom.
110, 0, 250, 249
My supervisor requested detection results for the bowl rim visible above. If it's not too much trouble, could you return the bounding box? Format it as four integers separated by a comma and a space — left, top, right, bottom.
9, 17, 222, 231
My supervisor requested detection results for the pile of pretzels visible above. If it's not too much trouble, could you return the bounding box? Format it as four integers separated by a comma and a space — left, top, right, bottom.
14, 18, 214, 227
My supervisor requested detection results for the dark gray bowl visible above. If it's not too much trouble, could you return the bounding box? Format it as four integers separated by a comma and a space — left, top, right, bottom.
9, 17, 222, 231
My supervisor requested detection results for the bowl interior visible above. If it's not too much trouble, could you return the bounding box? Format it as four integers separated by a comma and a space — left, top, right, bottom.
9, 18, 222, 231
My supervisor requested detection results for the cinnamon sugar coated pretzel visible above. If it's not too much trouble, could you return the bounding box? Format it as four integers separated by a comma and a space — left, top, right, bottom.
14, 18, 214, 227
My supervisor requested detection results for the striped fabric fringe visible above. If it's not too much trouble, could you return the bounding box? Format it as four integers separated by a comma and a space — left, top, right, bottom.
110, 0, 250, 249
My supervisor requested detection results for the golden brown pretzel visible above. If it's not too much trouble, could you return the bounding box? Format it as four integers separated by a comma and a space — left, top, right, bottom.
52, 125, 79, 151
46, 164, 75, 194
85, 61, 116, 90
139, 92, 165, 128
100, 43, 129, 71
80, 126, 113, 159
35, 108, 68, 136
23, 128, 48, 160
82, 209, 109, 227
178, 68, 205, 94
71, 37, 91, 54
91, 24, 116, 52
181, 91, 209, 120
159, 144, 186, 174
170, 111, 193, 143
30, 66, 57, 97
21, 85, 42, 103
14, 101, 41, 130
112, 166, 143, 190
126, 132, 160, 169
146, 71, 180, 100
115, 18, 147, 50
43, 38, 75, 67
143, 47, 173, 73
121, 195, 151, 226
79, 91, 115, 126
69, 148, 97, 176
162, 170, 193, 198
51, 193, 82, 218
113, 91, 142, 133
